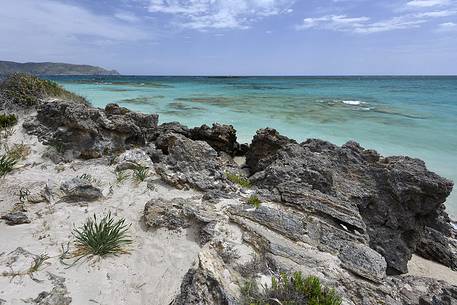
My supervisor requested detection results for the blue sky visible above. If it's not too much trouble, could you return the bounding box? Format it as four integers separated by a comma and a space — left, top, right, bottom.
0, 0, 456, 75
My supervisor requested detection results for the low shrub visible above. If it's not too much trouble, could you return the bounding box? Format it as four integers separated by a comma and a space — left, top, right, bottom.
0, 73, 88, 106
72, 213, 132, 259
226, 172, 251, 188
241, 272, 342, 305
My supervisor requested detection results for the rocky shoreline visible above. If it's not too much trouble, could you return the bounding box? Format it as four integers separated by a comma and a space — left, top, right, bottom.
1, 75, 456, 304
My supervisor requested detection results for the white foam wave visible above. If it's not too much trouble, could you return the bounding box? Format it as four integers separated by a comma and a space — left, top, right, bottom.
342, 100, 364, 106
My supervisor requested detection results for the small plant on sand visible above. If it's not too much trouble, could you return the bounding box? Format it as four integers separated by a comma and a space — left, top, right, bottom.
5, 143, 31, 160
0, 153, 18, 177
115, 170, 130, 184
72, 213, 132, 259
133, 165, 149, 182
241, 272, 342, 305
0, 113, 17, 128
247, 195, 262, 209
0, 73, 88, 106
226, 172, 251, 188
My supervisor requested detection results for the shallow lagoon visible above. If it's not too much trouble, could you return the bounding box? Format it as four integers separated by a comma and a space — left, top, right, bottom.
48, 76, 457, 217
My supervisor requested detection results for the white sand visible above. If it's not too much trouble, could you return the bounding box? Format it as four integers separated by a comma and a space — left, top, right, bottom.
0, 119, 202, 304
408, 254, 457, 286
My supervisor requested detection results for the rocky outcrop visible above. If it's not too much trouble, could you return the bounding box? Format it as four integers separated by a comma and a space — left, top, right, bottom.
190, 123, 247, 156
24, 101, 158, 159
246, 128, 296, 173
154, 133, 240, 193
247, 130, 454, 275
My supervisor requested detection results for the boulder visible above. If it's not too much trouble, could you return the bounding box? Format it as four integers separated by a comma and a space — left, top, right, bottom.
190, 123, 244, 156
60, 177, 103, 202
1, 211, 30, 225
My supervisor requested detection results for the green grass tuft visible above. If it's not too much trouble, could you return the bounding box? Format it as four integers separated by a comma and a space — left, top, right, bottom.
241, 272, 342, 305
0, 153, 18, 177
133, 165, 149, 182
0, 113, 17, 128
0, 73, 89, 106
72, 213, 132, 259
226, 172, 251, 188
115, 170, 130, 184
247, 195, 262, 209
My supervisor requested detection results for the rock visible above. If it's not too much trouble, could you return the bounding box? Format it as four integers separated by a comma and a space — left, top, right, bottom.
415, 226, 457, 271
143, 197, 219, 244
246, 128, 296, 173
338, 242, 387, 283
115, 148, 153, 171
1, 211, 30, 225
32, 273, 72, 305
172, 246, 239, 305
247, 130, 454, 275
154, 133, 237, 193
189, 123, 243, 156
60, 177, 102, 202
23, 101, 158, 159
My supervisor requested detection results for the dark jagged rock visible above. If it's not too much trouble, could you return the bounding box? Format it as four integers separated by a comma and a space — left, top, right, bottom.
24, 101, 158, 159
246, 128, 296, 173
247, 129, 454, 275
416, 207, 457, 270
190, 123, 245, 156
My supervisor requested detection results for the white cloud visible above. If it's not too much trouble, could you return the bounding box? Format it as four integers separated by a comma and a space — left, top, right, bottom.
407, 0, 450, 8
297, 9, 457, 33
148, 0, 296, 29
0, 0, 150, 64
438, 21, 457, 30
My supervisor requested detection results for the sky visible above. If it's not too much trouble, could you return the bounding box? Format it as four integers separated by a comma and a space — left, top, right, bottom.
0, 0, 456, 75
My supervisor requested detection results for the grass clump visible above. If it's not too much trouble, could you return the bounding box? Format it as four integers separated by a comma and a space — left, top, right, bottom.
0, 113, 17, 128
226, 172, 251, 188
115, 170, 130, 184
72, 213, 132, 259
247, 195, 262, 209
0, 153, 18, 177
0, 73, 88, 106
133, 165, 149, 182
5, 143, 31, 160
241, 272, 342, 305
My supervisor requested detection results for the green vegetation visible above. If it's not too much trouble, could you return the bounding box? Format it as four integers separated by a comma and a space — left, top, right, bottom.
0, 113, 17, 128
226, 172, 252, 188
247, 195, 262, 209
0, 73, 88, 106
5, 143, 31, 160
0, 153, 18, 177
115, 170, 130, 184
133, 165, 149, 182
241, 272, 342, 305
72, 213, 132, 259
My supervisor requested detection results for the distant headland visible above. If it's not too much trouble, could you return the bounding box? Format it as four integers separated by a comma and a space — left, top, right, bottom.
0, 60, 119, 76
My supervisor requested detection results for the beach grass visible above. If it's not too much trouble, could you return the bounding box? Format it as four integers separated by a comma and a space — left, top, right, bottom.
0, 73, 88, 106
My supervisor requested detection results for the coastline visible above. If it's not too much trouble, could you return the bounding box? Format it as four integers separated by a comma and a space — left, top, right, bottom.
1, 74, 456, 304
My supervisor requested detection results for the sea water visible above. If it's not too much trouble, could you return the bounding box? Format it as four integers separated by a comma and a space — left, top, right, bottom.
46, 76, 457, 217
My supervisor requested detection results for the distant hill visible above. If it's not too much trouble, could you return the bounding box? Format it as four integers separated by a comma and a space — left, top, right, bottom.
0, 61, 120, 76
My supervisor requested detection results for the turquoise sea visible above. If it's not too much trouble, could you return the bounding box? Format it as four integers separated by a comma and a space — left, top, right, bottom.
47, 76, 457, 217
